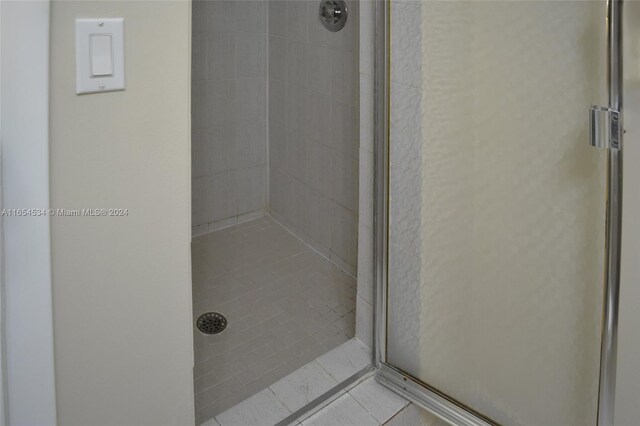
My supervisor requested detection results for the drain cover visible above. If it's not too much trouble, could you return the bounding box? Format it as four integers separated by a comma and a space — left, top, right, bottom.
196, 312, 227, 335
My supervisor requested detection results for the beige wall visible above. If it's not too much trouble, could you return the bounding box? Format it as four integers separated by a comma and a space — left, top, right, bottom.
49, 1, 194, 425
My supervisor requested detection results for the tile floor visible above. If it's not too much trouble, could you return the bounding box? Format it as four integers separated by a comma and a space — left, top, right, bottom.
383, 404, 450, 426
292, 376, 448, 426
294, 375, 411, 426
208, 339, 370, 426
203, 371, 447, 426
192, 216, 357, 424
203, 371, 448, 426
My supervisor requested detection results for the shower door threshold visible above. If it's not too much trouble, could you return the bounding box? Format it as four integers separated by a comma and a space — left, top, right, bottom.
376, 364, 495, 426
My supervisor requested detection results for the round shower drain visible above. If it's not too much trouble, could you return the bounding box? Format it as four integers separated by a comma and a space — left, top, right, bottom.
196, 312, 227, 335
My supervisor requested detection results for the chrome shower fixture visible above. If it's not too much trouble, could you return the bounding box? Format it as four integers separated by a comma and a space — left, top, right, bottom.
318, 0, 348, 32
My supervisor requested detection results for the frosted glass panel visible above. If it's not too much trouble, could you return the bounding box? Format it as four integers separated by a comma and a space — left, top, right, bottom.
386, 1, 608, 425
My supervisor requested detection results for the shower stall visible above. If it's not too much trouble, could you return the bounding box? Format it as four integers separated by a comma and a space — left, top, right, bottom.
190, 0, 367, 424
190, 0, 629, 424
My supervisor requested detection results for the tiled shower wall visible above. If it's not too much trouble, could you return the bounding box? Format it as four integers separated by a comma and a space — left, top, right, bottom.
355, 0, 375, 348
191, 1, 268, 234
268, 0, 360, 274
191, 0, 360, 275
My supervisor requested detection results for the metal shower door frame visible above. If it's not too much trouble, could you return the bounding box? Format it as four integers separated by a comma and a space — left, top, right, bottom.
371, 1, 625, 425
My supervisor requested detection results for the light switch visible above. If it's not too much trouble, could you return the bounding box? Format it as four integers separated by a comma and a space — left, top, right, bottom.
75, 18, 125, 94
89, 34, 113, 77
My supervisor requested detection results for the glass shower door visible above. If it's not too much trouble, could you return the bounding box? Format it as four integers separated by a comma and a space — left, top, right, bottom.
382, 1, 616, 425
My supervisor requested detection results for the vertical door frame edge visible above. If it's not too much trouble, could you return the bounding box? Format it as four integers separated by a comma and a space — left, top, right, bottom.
597, 1, 624, 425
372, 0, 388, 369
0, 1, 57, 425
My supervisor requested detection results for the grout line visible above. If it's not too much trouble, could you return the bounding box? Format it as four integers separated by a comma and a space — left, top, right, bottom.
267, 386, 295, 418
346, 390, 384, 425
192, 209, 267, 238
267, 212, 357, 279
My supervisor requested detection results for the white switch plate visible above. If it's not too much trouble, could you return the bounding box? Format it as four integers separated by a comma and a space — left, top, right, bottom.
75, 18, 125, 94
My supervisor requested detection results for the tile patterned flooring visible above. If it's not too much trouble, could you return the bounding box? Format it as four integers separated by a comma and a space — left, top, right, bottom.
192, 216, 357, 424
298, 376, 409, 426
202, 371, 444, 426
206, 338, 370, 426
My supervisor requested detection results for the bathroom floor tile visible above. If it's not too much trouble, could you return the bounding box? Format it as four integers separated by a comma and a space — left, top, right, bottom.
215, 388, 290, 426
300, 393, 378, 426
316, 338, 370, 382
349, 377, 409, 424
269, 360, 338, 412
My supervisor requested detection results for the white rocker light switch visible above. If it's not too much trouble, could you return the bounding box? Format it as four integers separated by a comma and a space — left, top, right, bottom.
75, 18, 125, 94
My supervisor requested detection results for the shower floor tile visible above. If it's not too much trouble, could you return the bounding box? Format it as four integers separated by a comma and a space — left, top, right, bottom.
192, 215, 356, 424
